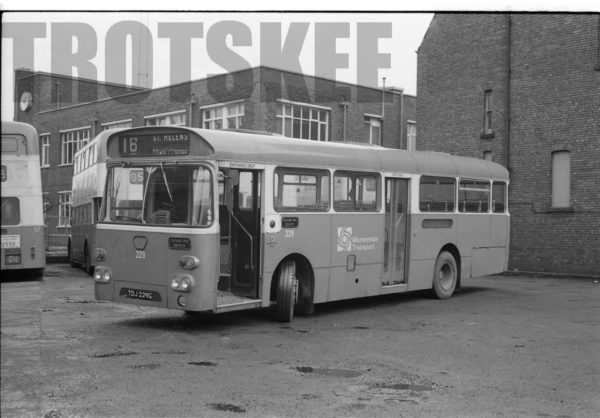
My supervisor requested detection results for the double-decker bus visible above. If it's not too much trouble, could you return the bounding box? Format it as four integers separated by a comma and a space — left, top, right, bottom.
69, 135, 108, 274
1, 121, 45, 276
94, 127, 509, 322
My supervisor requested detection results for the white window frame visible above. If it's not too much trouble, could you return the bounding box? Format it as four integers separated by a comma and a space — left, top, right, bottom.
201, 100, 245, 130
58, 191, 72, 227
144, 110, 186, 127
60, 126, 90, 166
40, 133, 50, 168
276, 99, 330, 141
101, 118, 133, 130
551, 151, 571, 208
364, 114, 382, 145
484, 90, 493, 134
407, 121, 417, 151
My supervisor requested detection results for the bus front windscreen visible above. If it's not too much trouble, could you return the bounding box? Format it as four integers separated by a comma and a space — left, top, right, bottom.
104, 165, 214, 227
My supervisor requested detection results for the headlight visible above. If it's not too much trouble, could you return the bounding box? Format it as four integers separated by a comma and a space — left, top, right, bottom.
170, 275, 193, 292
181, 276, 192, 290
94, 267, 112, 282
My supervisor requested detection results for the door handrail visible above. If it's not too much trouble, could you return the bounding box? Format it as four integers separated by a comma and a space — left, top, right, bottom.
230, 210, 254, 272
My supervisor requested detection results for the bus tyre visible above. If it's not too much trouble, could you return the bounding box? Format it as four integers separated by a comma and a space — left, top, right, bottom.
432, 251, 457, 299
68, 240, 77, 268
84, 244, 93, 275
275, 261, 298, 323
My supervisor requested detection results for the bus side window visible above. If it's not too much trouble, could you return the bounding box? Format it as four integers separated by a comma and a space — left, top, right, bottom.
419, 176, 456, 213
492, 181, 507, 213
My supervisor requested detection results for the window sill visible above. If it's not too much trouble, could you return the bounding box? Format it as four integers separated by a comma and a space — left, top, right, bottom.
41, 165, 50, 169
544, 206, 574, 213
58, 164, 73, 167
480, 131, 495, 139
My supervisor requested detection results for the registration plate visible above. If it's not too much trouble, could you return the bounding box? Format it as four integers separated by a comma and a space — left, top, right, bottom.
119, 288, 162, 302
1, 235, 20, 249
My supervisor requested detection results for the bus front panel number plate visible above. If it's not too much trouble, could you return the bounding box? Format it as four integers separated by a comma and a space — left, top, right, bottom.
119, 288, 162, 302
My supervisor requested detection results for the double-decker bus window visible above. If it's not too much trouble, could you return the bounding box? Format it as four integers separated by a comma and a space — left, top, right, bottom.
334, 171, 380, 212
1, 197, 20, 225
459, 180, 491, 213
419, 176, 456, 212
274, 168, 330, 211
492, 181, 507, 213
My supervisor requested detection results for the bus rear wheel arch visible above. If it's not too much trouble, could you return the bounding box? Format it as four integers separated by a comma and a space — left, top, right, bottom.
272, 255, 315, 322
432, 250, 458, 299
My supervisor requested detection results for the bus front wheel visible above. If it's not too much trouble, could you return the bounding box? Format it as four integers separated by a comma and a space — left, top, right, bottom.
83, 243, 93, 275
275, 260, 298, 323
432, 251, 457, 299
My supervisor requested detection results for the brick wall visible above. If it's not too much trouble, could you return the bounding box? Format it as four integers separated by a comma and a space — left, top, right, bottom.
16, 66, 416, 235
417, 13, 600, 276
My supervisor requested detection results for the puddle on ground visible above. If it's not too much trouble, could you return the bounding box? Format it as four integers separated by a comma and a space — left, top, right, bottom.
369, 382, 432, 392
188, 361, 218, 367
295, 366, 362, 378
206, 403, 246, 413
351, 326, 370, 329
91, 351, 139, 358
128, 363, 161, 370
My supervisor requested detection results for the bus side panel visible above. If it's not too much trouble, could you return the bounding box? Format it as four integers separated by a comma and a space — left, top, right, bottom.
95, 227, 219, 312
261, 214, 332, 304
1, 225, 46, 271
329, 214, 384, 302
408, 213, 458, 291
459, 214, 509, 278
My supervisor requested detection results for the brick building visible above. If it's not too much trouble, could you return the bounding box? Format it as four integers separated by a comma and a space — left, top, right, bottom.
13, 66, 416, 238
417, 14, 599, 276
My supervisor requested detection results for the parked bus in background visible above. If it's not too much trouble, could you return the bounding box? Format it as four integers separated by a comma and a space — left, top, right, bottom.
93, 127, 510, 322
1, 121, 46, 276
69, 134, 108, 274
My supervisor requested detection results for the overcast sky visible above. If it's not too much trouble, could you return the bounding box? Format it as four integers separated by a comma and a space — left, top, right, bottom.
1, 12, 434, 120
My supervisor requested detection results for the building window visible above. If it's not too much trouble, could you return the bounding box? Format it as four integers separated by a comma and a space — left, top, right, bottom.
102, 119, 133, 130
407, 121, 417, 151
276, 100, 329, 141
40, 133, 50, 168
60, 127, 90, 166
363, 115, 382, 145
483, 90, 493, 135
58, 191, 72, 227
144, 110, 186, 127
551, 151, 571, 208
483, 151, 492, 161
202, 101, 244, 130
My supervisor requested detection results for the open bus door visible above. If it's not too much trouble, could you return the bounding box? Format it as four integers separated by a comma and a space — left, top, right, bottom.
223, 169, 261, 298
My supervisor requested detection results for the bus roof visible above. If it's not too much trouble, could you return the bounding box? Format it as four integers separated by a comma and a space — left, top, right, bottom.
1, 121, 39, 156
196, 129, 510, 181
100, 127, 509, 181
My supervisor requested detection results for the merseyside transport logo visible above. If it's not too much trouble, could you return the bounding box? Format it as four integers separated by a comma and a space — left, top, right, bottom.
337, 227, 378, 252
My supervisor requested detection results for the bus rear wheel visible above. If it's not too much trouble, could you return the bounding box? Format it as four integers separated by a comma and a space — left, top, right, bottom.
275, 260, 298, 323
68, 240, 77, 268
432, 251, 457, 299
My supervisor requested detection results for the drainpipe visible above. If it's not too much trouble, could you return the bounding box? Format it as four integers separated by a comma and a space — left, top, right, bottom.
382, 77, 386, 146
400, 89, 404, 150
505, 13, 512, 172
